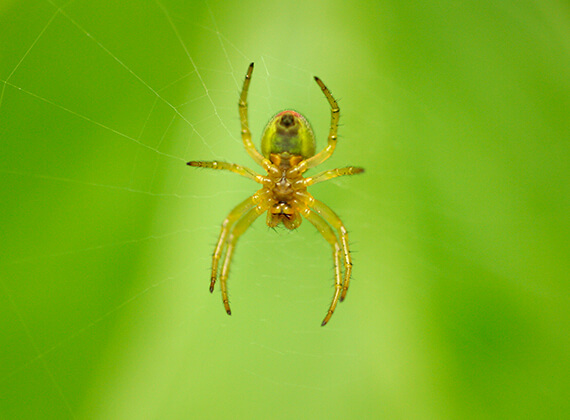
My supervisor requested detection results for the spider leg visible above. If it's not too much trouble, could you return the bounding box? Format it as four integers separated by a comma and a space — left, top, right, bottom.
296, 77, 340, 173
219, 206, 263, 315
211, 196, 257, 294
303, 208, 343, 326
304, 166, 365, 186
309, 198, 353, 302
187, 160, 267, 183
238, 63, 275, 174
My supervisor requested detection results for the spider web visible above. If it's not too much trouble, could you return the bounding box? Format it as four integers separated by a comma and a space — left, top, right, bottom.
0, 1, 389, 418
2, 1, 569, 419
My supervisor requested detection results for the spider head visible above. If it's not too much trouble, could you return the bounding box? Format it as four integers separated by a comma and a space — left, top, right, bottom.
267, 202, 302, 230
261, 110, 316, 160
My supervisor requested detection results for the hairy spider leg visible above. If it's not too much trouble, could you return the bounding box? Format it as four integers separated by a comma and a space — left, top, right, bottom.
309, 198, 353, 302
186, 161, 265, 182
303, 208, 343, 326
239, 63, 276, 174
291, 77, 340, 177
219, 206, 263, 315
304, 166, 365, 186
210, 196, 257, 293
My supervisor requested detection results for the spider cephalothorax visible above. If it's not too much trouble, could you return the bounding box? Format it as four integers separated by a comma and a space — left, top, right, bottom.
188, 63, 364, 325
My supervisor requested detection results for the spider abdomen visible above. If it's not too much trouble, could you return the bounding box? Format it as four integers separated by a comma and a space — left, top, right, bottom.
261, 110, 316, 159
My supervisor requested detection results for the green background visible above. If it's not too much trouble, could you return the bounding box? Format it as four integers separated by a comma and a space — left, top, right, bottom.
1, 0, 568, 418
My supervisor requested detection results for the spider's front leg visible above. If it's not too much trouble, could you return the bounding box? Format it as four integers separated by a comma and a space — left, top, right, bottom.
302, 207, 343, 326
211, 189, 268, 315
218, 206, 263, 314
210, 196, 257, 295
310, 199, 353, 302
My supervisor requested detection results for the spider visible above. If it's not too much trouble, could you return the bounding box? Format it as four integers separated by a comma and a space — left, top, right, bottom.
188, 63, 364, 326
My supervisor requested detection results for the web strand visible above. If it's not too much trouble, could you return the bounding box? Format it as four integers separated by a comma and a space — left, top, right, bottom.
1, 0, 361, 408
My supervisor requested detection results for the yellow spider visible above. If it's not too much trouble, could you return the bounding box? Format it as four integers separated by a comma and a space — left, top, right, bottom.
188, 63, 364, 326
